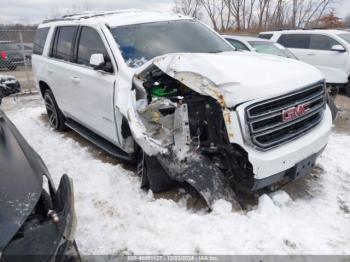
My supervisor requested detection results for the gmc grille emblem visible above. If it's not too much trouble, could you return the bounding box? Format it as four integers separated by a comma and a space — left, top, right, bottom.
282, 103, 310, 122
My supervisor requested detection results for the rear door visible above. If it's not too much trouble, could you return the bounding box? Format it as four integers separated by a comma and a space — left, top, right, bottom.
307, 34, 348, 69
69, 26, 118, 144
46, 26, 79, 116
277, 33, 348, 70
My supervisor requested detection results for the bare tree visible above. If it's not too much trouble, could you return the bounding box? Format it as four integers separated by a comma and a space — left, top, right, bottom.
173, 0, 202, 19
257, 0, 270, 28
345, 13, 350, 27
246, 0, 256, 29
292, 0, 297, 27
292, 0, 335, 28
200, 0, 221, 30
269, 0, 286, 29
173, 0, 339, 32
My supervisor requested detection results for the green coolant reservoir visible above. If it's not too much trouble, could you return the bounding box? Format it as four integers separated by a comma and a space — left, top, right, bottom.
150, 85, 177, 97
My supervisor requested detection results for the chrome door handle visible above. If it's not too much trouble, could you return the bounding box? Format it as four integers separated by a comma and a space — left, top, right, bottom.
71, 76, 80, 83
47, 68, 54, 73
307, 53, 316, 56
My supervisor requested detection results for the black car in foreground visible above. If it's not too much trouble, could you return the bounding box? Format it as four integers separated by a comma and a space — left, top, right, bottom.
0, 77, 79, 261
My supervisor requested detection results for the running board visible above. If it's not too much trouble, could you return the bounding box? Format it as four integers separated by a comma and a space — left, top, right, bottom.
65, 119, 133, 162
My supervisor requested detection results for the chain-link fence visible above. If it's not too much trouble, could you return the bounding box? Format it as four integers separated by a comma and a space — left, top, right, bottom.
0, 29, 37, 94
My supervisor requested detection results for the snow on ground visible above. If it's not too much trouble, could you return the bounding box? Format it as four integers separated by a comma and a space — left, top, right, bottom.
3, 96, 350, 255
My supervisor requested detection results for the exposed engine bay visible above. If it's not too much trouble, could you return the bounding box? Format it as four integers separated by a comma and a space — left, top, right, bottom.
131, 65, 257, 210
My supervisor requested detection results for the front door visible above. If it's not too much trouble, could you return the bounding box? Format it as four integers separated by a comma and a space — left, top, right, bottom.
69, 26, 119, 145
305, 34, 348, 70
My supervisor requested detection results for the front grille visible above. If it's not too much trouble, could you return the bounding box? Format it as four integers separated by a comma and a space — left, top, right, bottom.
245, 82, 326, 150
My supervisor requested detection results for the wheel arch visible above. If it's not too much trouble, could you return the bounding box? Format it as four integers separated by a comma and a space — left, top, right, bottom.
38, 80, 51, 98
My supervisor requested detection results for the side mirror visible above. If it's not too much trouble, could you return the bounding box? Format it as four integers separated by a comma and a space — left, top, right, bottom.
0, 76, 21, 104
89, 53, 105, 69
331, 45, 346, 52
89, 53, 113, 73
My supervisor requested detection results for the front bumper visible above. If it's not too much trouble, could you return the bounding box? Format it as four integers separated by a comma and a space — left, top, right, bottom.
1, 175, 79, 262
251, 149, 322, 191
231, 106, 332, 181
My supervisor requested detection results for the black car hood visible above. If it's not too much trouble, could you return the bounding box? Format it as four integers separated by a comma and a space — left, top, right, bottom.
0, 110, 47, 251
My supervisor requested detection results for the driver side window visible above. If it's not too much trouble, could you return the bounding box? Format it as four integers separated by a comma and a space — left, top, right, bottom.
77, 27, 112, 70
309, 34, 342, 51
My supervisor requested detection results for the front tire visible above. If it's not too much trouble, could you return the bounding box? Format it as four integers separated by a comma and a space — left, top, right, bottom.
44, 89, 66, 131
136, 149, 175, 193
327, 84, 339, 99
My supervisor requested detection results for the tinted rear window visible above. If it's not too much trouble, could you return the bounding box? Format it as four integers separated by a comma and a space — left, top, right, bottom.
33, 27, 49, 55
51, 26, 78, 61
278, 34, 311, 49
258, 34, 273, 40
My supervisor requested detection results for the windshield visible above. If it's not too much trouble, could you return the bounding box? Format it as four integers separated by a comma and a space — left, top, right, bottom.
111, 20, 233, 68
338, 33, 350, 44
249, 41, 297, 59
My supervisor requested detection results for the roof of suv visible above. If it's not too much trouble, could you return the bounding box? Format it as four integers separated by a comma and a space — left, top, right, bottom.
40, 9, 189, 28
260, 29, 349, 35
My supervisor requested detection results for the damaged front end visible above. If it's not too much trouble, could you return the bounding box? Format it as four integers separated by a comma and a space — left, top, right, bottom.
127, 61, 254, 210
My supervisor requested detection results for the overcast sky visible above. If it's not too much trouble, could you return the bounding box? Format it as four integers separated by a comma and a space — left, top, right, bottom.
0, 0, 174, 24
0, 0, 349, 25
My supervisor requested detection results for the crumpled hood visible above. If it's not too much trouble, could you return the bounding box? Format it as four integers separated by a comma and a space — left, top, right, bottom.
0, 110, 44, 251
149, 52, 324, 107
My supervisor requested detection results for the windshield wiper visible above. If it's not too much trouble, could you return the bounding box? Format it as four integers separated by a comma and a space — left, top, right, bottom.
207, 50, 225, 53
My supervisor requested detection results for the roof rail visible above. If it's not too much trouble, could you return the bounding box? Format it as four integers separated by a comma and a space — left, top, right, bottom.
278, 27, 304, 31
42, 9, 143, 24
277, 27, 328, 31
303, 27, 327, 30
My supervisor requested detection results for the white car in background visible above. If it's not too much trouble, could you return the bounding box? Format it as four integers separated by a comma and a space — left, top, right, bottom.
223, 35, 297, 59
224, 35, 347, 98
259, 30, 350, 96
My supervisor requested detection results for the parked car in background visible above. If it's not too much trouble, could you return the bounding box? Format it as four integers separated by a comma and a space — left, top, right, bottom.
33, 10, 332, 209
259, 30, 350, 96
0, 75, 20, 104
0, 41, 23, 70
0, 75, 80, 261
16, 43, 33, 65
224, 35, 347, 99
0, 42, 18, 70
223, 35, 297, 59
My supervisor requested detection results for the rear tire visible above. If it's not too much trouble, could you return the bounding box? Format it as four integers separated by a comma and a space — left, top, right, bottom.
44, 89, 66, 132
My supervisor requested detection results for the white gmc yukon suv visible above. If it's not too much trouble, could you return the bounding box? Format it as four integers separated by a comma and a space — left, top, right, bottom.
32, 10, 332, 209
